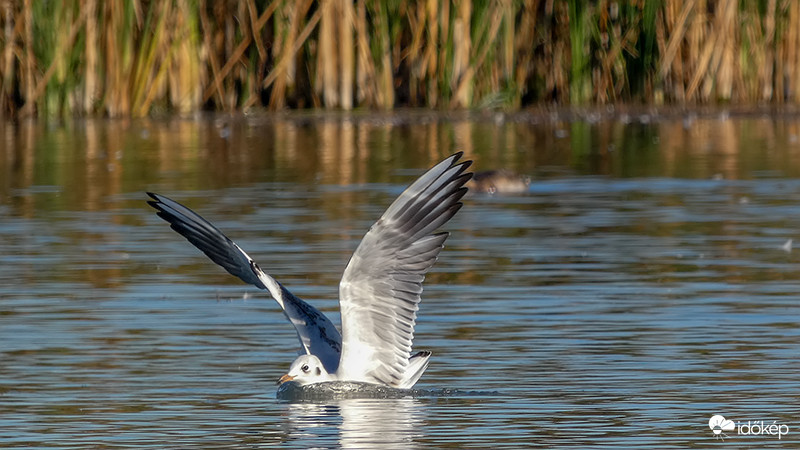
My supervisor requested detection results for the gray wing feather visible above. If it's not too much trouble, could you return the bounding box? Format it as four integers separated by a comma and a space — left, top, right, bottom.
147, 192, 342, 373
337, 153, 472, 386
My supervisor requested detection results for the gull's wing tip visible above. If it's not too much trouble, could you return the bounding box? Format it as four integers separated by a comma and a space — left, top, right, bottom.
146, 192, 171, 210
448, 151, 469, 165
449, 152, 474, 180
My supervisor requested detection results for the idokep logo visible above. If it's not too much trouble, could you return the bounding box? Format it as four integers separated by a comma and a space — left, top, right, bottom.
709, 415, 735, 440
708, 414, 790, 440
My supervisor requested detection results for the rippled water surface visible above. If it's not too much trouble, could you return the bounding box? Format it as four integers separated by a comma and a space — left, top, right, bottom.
2, 113, 800, 447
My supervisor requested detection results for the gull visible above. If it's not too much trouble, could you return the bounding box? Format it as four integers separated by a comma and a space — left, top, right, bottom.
147, 153, 472, 389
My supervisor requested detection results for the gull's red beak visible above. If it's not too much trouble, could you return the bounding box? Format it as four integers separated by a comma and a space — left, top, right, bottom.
277, 374, 295, 385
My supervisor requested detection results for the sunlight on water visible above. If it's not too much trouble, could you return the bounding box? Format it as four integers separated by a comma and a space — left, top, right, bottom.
1, 113, 800, 447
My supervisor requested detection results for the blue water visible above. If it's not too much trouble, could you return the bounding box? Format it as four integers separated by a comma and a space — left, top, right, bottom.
1, 115, 799, 447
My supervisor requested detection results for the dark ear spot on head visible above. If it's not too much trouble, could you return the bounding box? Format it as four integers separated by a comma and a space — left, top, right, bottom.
315, 367, 321, 376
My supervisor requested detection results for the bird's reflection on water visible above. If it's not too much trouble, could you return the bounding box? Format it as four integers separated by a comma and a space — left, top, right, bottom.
277, 381, 502, 447
281, 395, 424, 448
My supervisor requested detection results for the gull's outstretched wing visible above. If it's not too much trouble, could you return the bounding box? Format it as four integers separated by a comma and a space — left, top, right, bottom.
146, 192, 341, 373
337, 153, 472, 386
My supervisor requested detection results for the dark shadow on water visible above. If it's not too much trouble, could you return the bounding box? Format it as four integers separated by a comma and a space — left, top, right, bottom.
276, 381, 500, 402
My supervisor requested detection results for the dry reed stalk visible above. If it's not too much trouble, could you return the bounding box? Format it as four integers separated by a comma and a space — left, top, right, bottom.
792, 1, 800, 101
450, 1, 472, 107
168, 0, 204, 114
103, 2, 120, 116
354, 0, 368, 104
687, 0, 707, 100
738, 12, 754, 101
83, 0, 98, 113
659, 0, 694, 81
375, 1, 395, 109
319, 0, 338, 107
269, 0, 316, 109
787, 1, 799, 101
247, 0, 267, 62
717, 0, 736, 100
238, 0, 260, 108
268, 2, 292, 109
790, 1, 800, 102
714, 0, 736, 100
458, 2, 506, 107
23, 0, 33, 105
264, 0, 319, 90
514, 0, 536, 103
354, 0, 376, 106
404, 1, 426, 106
339, 0, 354, 110
424, 0, 439, 105
685, 5, 717, 100
761, 0, 777, 101
658, 0, 682, 101
202, 0, 277, 104
438, 0, 450, 104
776, 3, 790, 102
1, 1, 15, 114
695, 0, 735, 101
199, 0, 226, 107
103, 1, 136, 117
738, 2, 762, 101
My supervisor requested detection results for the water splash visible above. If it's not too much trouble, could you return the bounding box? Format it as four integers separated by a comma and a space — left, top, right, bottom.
276, 381, 499, 401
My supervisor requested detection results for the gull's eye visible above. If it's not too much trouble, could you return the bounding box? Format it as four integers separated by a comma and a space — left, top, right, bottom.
301, 364, 309, 372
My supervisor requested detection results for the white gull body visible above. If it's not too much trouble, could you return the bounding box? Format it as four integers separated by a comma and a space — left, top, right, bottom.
147, 152, 472, 389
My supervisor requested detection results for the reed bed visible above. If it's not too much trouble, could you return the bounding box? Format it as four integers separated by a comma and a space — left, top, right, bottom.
0, 0, 798, 118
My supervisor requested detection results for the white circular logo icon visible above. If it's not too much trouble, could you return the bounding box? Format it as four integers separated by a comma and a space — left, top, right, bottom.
709, 415, 735, 439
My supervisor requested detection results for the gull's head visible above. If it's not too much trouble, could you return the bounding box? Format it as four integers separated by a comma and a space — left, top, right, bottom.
277, 354, 332, 386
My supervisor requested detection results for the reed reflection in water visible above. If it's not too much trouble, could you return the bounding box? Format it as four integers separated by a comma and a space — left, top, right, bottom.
5, 112, 800, 206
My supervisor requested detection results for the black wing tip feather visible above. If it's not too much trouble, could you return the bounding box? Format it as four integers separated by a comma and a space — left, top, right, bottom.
446, 151, 472, 170
146, 191, 269, 290
146, 191, 167, 208
447, 151, 464, 164
146, 192, 171, 214
445, 154, 474, 189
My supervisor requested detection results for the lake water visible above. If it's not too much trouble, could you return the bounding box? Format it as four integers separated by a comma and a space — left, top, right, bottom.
1, 111, 799, 447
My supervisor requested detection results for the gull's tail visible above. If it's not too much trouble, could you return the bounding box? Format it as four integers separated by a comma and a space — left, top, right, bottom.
397, 351, 432, 389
